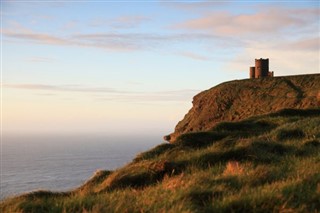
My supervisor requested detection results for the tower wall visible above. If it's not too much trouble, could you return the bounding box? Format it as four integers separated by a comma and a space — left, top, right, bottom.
268, 71, 274, 77
249, 67, 255, 79
255, 58, 269, 78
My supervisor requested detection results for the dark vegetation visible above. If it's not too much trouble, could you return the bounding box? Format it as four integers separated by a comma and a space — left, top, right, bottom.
1, 108, 320, 213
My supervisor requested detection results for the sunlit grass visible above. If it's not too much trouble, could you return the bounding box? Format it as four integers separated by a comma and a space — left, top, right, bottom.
1, 108, 319, 213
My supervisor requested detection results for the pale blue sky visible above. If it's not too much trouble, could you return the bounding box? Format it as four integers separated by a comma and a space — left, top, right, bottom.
2, 1, 319, 136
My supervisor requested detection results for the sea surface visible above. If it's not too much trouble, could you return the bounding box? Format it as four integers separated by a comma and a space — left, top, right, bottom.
1, 134, 162, 200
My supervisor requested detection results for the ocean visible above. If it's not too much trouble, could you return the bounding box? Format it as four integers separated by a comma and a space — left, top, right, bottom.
1, 134, 162, 200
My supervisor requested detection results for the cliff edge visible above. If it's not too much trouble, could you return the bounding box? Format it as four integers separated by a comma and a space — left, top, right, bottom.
2, 74, 320, 212
165, 74, 320, 142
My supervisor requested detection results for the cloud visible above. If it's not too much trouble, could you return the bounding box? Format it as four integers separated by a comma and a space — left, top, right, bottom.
173, 7, 319, 37
71, 32, 217, 42
3, 27, 238, 52
224, 39, 319, 75
27, 56, 56, 62
3, 84, 126, 94
36, 93, 57, 96
125, 81, 143, 86
61, 20, 78, 31
90, 15, 150, 28
70, 32, 222, 51
95, 89, 199, 103
3, 30, 137, 51
3, 83, 199, 102
162, 1, 228, 11
280, 37, 319, 52
169, 5, 319, 74
177, 51, 210, 61
3, 30, 68, 45
5, 5, 316, 64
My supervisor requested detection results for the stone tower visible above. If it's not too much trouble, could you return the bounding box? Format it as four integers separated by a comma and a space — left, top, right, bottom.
255, 58, 269, 78
249, 67, 255, 79
249, 58, 274, 79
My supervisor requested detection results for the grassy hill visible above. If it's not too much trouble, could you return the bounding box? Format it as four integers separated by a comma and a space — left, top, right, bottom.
1, 108, 320, 213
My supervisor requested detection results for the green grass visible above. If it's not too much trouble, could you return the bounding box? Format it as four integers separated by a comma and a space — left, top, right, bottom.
1, 108, 320, 213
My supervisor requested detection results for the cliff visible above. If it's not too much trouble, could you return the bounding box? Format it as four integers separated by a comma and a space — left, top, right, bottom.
165, 74, 320, 142
1, 74, 320, 213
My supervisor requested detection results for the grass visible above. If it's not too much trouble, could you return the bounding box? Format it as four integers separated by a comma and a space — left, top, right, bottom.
1, 108, 320, 213
276, 128, 306, 141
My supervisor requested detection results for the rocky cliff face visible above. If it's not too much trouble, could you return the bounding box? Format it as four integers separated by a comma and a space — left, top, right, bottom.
165, 74, 320, 142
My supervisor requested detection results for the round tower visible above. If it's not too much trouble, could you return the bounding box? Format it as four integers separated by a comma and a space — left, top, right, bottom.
249, 67, 255, 79
255, 58, 269, 78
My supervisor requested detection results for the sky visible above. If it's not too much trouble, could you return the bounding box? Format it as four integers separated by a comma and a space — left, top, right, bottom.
1, 0, 319, 137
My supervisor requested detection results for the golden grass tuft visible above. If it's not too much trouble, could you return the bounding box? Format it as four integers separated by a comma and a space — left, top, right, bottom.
162, 173, 185, 190
223, 161, 245, 176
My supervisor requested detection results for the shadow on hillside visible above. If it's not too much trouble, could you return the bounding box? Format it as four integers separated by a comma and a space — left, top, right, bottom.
177, 140, 295, 170
269, 108, 320, 117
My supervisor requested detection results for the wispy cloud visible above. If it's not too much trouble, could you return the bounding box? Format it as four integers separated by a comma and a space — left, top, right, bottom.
3, 83, 199, 102
3, 30, 137, 51
169, 5, 319, 74
173, 7, 319, 37
3, 84, 126, 94
90, 15, 150, 28
36, 93, 57, 96
280, 37, 319, 52
224, 39, 319, 75
125, 81, 143, 86
3, 27, 238, 52
162, 1, 228, 11
4, 30, 68, 45
177, 51, 210, 61
95, 89, 199, 103
61, 20, 78, 31
70, 32, 225, 51
27, 56, 56, 63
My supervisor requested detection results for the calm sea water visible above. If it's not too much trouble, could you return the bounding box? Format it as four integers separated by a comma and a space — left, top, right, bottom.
1, 134, 162, 200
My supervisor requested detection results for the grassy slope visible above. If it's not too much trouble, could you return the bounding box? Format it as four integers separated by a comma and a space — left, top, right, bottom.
1, 109, 320, 213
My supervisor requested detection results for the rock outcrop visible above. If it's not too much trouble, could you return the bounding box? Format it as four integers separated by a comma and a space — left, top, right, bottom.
165, 74, 320, 142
